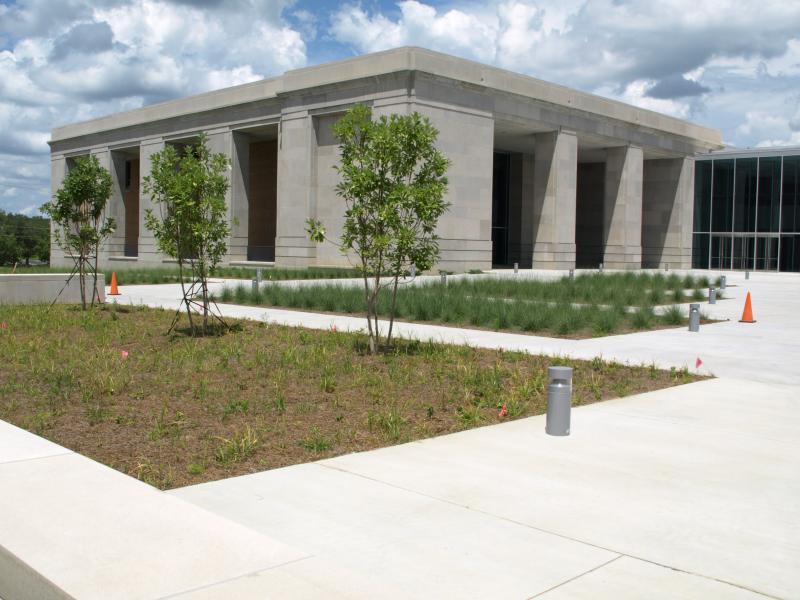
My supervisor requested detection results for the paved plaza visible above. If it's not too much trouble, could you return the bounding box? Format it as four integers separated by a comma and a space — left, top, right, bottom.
1, 270, 798, 599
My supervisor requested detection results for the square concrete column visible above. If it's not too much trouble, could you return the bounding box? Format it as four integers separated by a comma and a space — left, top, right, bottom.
108, 151, 129, 258
642, 157, 694, 268
275, 111, 317, 266
138, 138, 165, 265
413, 103, 494, 272
603, 145, 643, 269
206, 129, 241, 263
229, 132, 250, 261
49, 155, 68, 268
89, 147, 121, 261
532, 130, 577, 269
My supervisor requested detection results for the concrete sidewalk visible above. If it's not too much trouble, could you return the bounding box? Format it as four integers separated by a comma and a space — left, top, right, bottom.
162, 270, 798, 598
3, 269, 795, 599
173, 377, 799, 599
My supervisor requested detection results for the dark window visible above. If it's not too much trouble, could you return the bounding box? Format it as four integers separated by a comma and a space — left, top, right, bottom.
711, 160, 734, 232
782, 156, 800, 233
779, 235, 800, 272
124, 160, 132, 191
757, 157, 781, 232
733, 158, 757, 232
694, 160, 712, 232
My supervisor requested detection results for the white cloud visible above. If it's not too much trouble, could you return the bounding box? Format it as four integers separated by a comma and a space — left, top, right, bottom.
329, 0, 800, 150
0, 0, 307, 215
1, 0, 800, 216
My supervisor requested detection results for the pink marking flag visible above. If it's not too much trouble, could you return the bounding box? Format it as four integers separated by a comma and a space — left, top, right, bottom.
0, 322, 7, 329
695, 357, 703, 369
498, 403, 507, 418
121, 350, 129, 360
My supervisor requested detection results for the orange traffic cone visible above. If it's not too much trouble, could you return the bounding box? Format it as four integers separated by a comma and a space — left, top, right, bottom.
109, 272, 120, 296
739, 291, 756, 323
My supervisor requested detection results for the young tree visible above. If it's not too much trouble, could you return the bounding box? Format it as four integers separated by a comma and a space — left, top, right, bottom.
41, 155, 114, 309
307, 105, 450, 354
143, 134, 231, 335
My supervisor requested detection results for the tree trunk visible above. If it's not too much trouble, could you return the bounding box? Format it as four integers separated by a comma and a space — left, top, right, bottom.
361, 264, 376, 353
78, 252, 86, 310
91, 238, 100, 308
386, 273, 400, 345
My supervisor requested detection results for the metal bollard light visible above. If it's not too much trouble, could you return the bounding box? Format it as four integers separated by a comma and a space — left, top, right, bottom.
440, 271, 447, 286
546, 366, 572, 436
689, 303, 700, 332
665, 263, 669, 272
708, 287, 716, 304
252, 278, 259, 294
719, 275, 726, 290
514, 262, 519, 274
256, 268, 263, 285
599, 262, 604, 273
568, 268, 574, 281
410, 264, 416, 278
745, 270, 750, 280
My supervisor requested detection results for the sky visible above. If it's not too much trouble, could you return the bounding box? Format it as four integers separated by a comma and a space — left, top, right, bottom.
1, 0, 799, 216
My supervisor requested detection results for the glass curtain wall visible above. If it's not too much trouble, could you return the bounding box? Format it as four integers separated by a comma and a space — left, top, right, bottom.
693, 153, 800, 272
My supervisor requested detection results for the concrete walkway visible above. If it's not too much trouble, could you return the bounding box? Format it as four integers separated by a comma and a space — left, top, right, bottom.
2, 270, 797, 598
149, 269, 798, 598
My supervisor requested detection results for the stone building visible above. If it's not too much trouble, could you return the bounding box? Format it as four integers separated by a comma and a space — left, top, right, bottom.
48, 47, 722, 272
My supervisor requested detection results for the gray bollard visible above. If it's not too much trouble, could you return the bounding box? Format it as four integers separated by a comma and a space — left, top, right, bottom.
568, 268, 574, 281
689, 303, 700, 332
514, 262, 519, 274
708, 287, 716, 304
252, 278, 259, 294
256, 268, 263, 284
546, 366, 572, 436
719, 275, 726, 290
599, 262, 604, 273
410, 264, 416, 278
745, 270, 750, 280
440, 271, 447, 286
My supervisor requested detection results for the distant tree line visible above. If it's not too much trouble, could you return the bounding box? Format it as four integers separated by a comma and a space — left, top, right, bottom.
0, 210, 50, 266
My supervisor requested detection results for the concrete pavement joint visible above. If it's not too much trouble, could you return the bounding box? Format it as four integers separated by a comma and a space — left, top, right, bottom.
527, 554, 624, 599
154, 554, 315, 600
0, 451, 73, 466
315, 461, 786, 600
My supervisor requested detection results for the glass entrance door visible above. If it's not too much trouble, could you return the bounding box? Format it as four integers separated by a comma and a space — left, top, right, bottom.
710, 235, 732, 269
732, 236, 754, 270
755, 236, 779, 270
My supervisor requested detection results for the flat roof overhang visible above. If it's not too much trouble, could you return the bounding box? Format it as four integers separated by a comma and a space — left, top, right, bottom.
50, 47, 723, 152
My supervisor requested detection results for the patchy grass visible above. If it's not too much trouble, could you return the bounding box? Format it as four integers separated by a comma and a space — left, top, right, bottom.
0, 304, 703, 489
217, 272, 717, 338
0, 265, 358, 283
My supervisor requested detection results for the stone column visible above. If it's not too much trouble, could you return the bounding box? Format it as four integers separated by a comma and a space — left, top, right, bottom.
49, 155, 68, 268
642, 157, 694, 268
411, 104, 494, 272
275, 110, 318, 267
90, 147, 122, 261
229, 131, 250, 261
206, 128, 240, 264
138, 137, 164, 265
532, 130, 577, 269
603, 145, 643, 269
